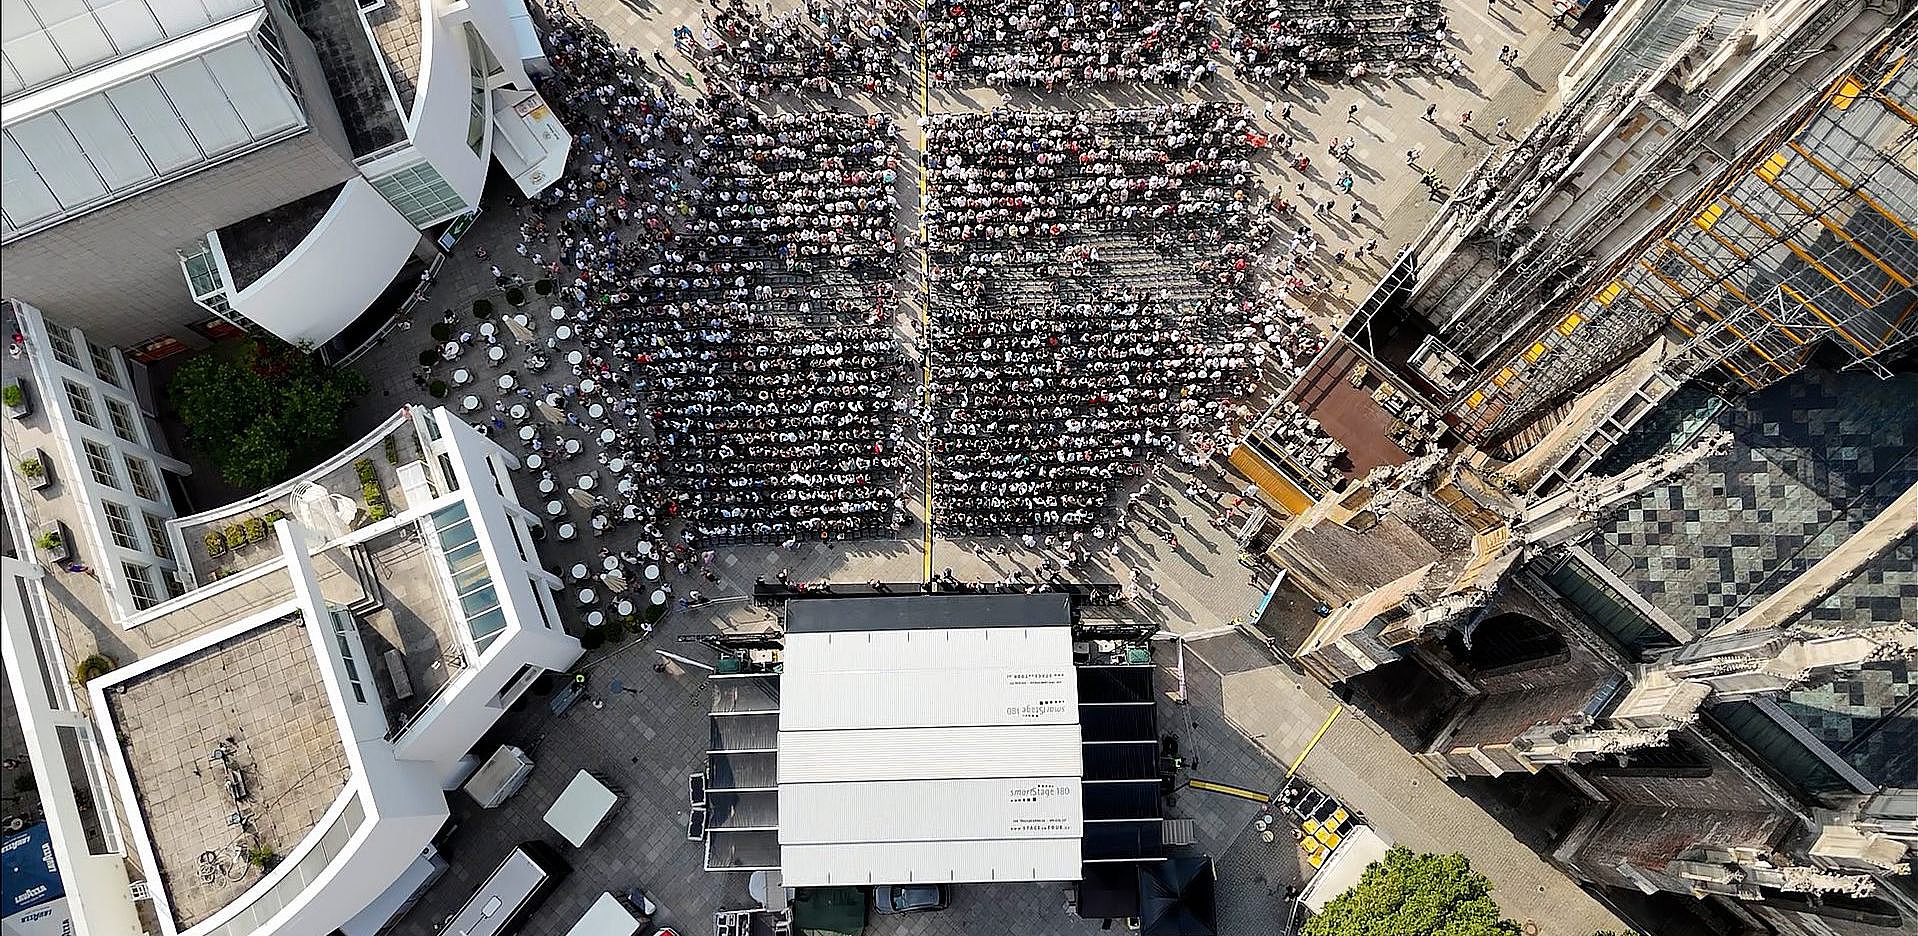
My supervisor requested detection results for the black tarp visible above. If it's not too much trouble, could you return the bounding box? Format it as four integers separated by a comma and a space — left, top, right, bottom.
1078, 863, 1141, 919
1138, 857, 1217, 936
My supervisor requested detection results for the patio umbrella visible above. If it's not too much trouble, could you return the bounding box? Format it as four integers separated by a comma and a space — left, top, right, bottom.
505, 315, 535, 342
570, 489, 598, 509
538, 401, 567, 424
1138, 858, 1216, 936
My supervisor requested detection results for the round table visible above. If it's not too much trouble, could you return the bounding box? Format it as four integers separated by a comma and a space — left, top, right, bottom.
545, 499, 564, 516
452, 368, 472, 386
479, 322, 497, 338
539, 477, 558, 495
564, 439, 582, 457
637, 541, 656, 559
644, 564, 661, 581
487, 346, 507, 364
461, 395, 481, 412
599, 429, 616, 445
498, 374, 517, 392
556, 325, 574, 342
577, 588, 596, 605
622, 503, 640, 521
550, 307, 568, 322
512, 313, 531, 329
580, 378, 598, 395
526, 453, 544, 470
615, 599, 635, 618
618, 478, 637, 495
510, 403, 528, 420
608, 457, 626, 474
577, 475, 596, 491
557, 522, 577, 540
442, 341, 460, 359
567, 350, 584, 366
570, 563, 589, 580
650, 589, 667, 606
586, 610, 605, 628
603, 556, 621, 572
587, 403, 605, 420
592, 515, 612, 533
519, 426, 537, 442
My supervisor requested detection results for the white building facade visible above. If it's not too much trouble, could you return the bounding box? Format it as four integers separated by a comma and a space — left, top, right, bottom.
1, 399, 581, 936
2, 0, 569, 362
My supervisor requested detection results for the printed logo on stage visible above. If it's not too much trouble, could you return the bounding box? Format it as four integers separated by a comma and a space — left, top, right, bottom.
1005, 700, 1069, 718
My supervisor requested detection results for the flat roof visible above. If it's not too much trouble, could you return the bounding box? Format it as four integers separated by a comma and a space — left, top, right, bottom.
783, 592, 1071, 634
775, 597, 1082, 887
101, 613, 350, 929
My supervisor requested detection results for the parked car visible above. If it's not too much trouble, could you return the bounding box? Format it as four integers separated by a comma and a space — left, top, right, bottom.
873, 884, 948, 914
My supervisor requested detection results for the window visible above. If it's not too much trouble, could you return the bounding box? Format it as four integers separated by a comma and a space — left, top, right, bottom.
369, 162, 469, 226
488, 664, 538, 708
88, 341, 122, 387
46, 325, 81, 369
143, 512, 173, 560
466, 29, 488, 156
122, 563, 160, 610
105, 397, 141, 444
124, 455, 160, 502
102, 502, 141, 550
83, 440, 118, 488
179, 239, 226, 299
65, 380, 99, 427
331, 615, 367, 704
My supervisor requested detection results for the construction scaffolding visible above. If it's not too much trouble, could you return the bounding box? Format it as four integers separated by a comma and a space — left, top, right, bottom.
1454, 29, 1918, 444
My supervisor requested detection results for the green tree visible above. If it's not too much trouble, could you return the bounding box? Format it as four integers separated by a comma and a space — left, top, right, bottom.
167, 340, 368, 489
1304, 847, 1520, 936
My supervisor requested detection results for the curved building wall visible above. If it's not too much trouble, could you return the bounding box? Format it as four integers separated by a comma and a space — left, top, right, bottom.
224, 178, 421, 345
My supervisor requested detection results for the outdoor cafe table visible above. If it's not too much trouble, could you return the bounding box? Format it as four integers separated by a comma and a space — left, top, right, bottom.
587, 403, 605, 420
543, 770, 619, 848
586, 610, 605, 629
539, 477, 558, 495
644, 564, 660, 581
557, 522, 577, 540
598, 429, 616, 445
580, 378, 598, 395
519, 426, 537, 442
498, 374, 517, 391
441, 341, 459, 359
564, 439, 582, 456
556, 325, 574, 341
551, 306, 569, 322
570, 563, 590, 580
577, 588, 596, 605
487, 346, 507, 364
615, 599, 635, 617
650, 589, 667, 606
479, 322, 497, 339
567, 350, 584, 366
461, 395, 481, 412
510, 403, 529, 420
452, 368, 472, 385
603, 556, 620, 572
526, 453, 544, 470
545, 500, 565, 516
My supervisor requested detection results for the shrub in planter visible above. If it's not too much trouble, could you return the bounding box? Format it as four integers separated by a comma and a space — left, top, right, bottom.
504, 286, 526, 307
1, 385, 21, 408
244, 517, 268, 544
603, 619, 627, 643
644, 602, 667, 624
472, 299, 494, 318
366, 503, 389, 522
33, 529, 62, 552
383, 436, 401, 465
354, 458, 377, 485
418, 349, 439, 367
224, 524, 246, 550
262, 509, 287, 526
73, 653, 114, 684
580, 629, 605, 650
428, 380, 448, 399
430, 322, 453, 342
204, 531, 227, 557
18, 456, 44, 480
245, 845, 279, 870
534, 279, 555, 296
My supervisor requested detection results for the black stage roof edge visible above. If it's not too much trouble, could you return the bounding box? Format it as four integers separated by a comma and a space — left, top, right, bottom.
783, 592, 1073, 633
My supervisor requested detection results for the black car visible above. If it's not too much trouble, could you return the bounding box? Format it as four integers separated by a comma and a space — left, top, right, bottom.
872, 884, 949, 914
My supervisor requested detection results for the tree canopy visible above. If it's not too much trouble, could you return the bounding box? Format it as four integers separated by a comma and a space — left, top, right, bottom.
167, 340, 368, 490
1304, 846, 1520, 936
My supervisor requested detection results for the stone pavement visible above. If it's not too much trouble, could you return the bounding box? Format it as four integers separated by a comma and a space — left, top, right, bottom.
361, 0, 1633, 931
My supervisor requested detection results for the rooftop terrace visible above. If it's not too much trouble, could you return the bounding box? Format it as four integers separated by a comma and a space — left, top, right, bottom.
285, 0, 406, 156
102, 614, 350, 930
217, 184, 345, 292
363, 0, 423, 121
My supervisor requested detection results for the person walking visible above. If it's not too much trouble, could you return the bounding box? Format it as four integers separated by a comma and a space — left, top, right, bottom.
1423, 103, 1438, 122
1347, 101, 1361, 122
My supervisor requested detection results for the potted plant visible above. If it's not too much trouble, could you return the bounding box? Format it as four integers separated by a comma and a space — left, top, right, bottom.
244, 845, 279, 871
72, 653, 115, 684
17, 450, 51, 491
418, 349, 439, 367
262, 509, 287, 527
223, 523, 246, 551
2, 380, 30, 420
472, 298, 494, 318
534, 279, 555, 297
428, 380, 448, 399
430, 322, 453, 342
383, 435, 402, 465
204, 530, 227, 558
34, 521, 73, 564
243, 517, 268, 544
504, 286, 526, 307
